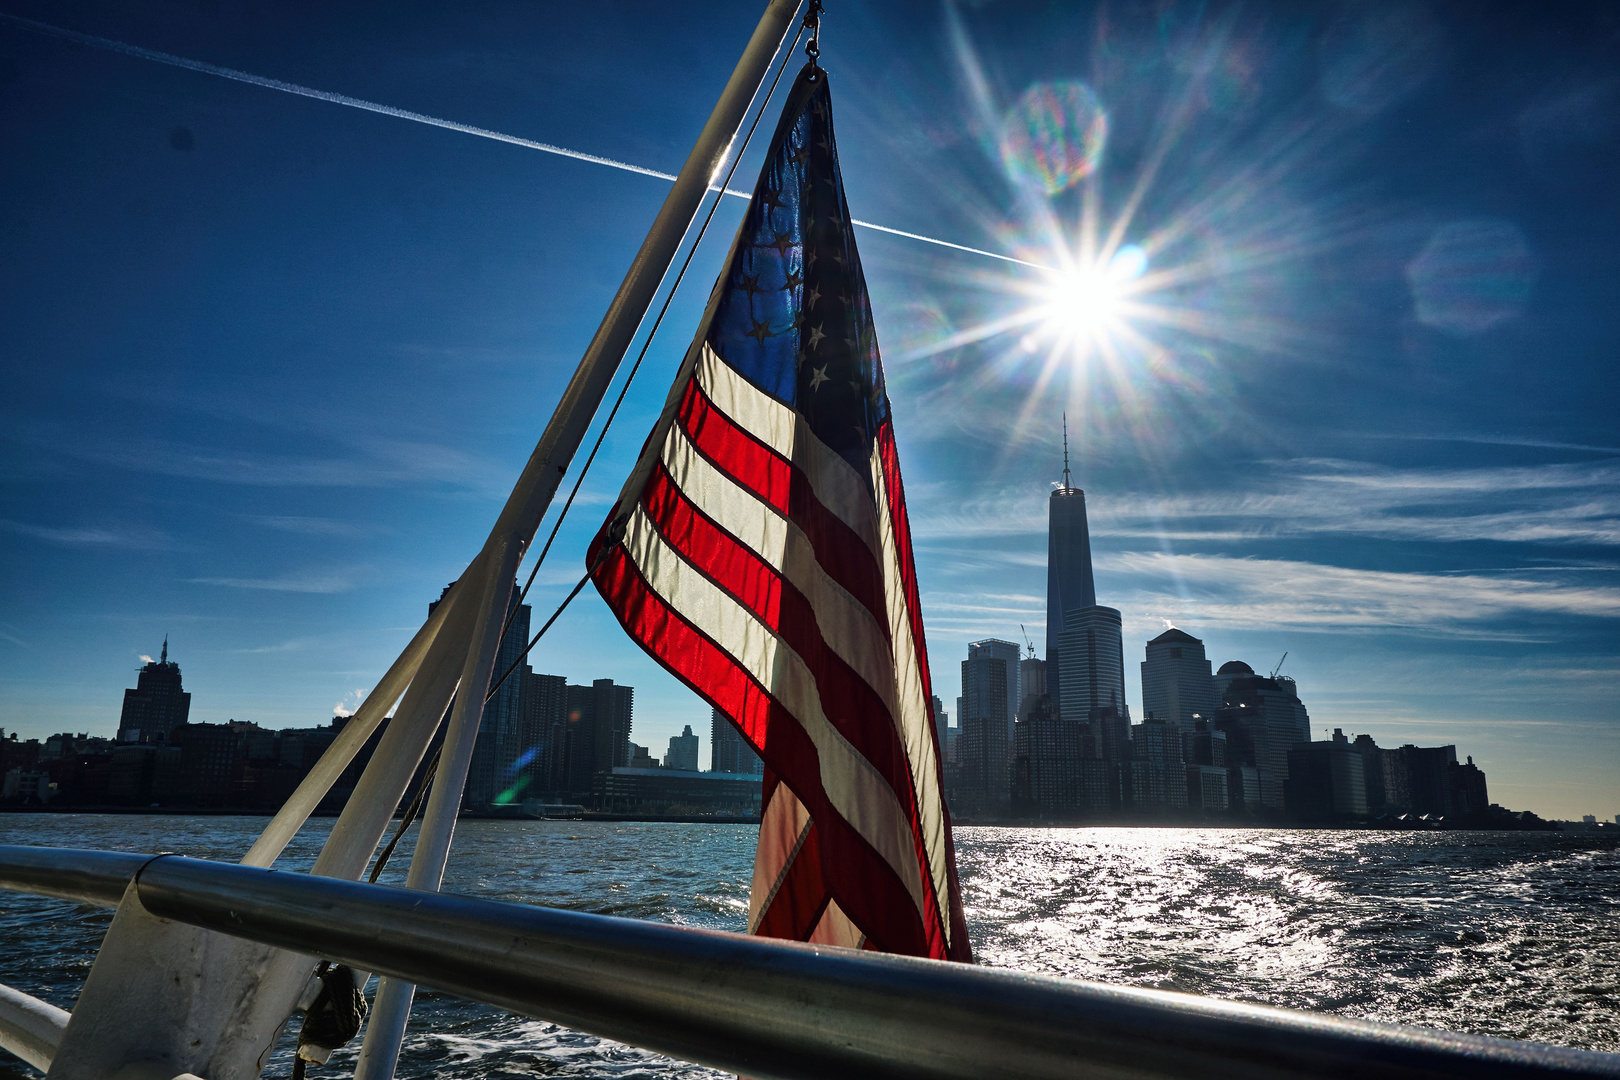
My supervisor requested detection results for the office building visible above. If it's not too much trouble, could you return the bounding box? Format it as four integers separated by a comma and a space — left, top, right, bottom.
118, 638, 191, 743
1017, 656, 1047, 720
1448, 756, 1489, 817
1141, 628, 1217, 737
522, 671, 569, 791
1123, 715, 1188, 812
1187, 765, 1229, 812
1057, 606, 1127, 724
1284, 729, 1368, 823
711, 708, 763, 775
1045, 427, 1097, 722
593, 767, 763, 816
957, 640, 1019, 816
930, 696, 949, 754
452, 585, 531, 810
555, 679, 635, 800
665, 724, 699, 772
1212, 661, 1311, 812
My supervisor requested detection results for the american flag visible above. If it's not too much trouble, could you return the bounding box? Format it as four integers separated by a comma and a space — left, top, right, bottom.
588, 64, 971, 962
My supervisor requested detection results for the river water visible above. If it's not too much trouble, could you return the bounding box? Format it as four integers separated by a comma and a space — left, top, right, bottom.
0, 816, 1615, 1077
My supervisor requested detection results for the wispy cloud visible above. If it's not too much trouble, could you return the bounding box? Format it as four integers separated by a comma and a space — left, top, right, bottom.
1099, 551, 1620, 634
16, 429, 510, 496
233, 636, 324, 654
908, 458, 1620, 546
0, 519, 180, 550
190, 568, 365, 593
244, 515, 382, 537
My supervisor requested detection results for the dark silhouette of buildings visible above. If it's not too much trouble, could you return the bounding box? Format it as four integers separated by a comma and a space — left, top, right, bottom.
711, 708, 763, 775
956, 639, 1018, 816
1212, 661, 1311, 812
117, 639, 191, 743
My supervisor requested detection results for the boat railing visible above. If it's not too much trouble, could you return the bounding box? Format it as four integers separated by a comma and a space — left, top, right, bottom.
0, 844, 1616, 1080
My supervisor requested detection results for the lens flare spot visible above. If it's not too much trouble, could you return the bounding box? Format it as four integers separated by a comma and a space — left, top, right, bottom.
1000, 81, 1108, 195
493, 774, 531, 806
1110, 244, 1149, 280
1406, 219, 1538, 336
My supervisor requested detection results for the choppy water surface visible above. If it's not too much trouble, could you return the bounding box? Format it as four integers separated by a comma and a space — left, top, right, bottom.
0, 817, 1614, 1078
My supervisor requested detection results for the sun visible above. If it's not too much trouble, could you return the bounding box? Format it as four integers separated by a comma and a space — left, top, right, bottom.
1044, 266, 1124, 340
1035, 244, 1150, 350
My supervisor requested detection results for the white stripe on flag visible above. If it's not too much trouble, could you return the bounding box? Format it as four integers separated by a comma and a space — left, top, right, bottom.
662, 423, 901, 722
869, 441, 953, 947
695, 345, 883, 560
620, 504, 928, 917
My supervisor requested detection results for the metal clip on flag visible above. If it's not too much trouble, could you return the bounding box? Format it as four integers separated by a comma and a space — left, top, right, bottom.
588, 61, 972, 962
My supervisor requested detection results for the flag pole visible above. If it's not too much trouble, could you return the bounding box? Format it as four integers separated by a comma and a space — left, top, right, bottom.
352, 4, 802, 1078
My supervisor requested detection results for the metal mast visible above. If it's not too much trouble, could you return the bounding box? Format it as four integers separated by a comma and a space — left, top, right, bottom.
43, 6, 807, 1080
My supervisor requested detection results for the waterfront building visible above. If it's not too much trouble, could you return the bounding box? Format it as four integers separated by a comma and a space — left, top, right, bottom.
592, 767, 763, 816
1057, 606, 1127, 724
1227, 765, 1261, 811
1396, 743, 1458, 817
1352, 732, 1386, 813
117, 638, 191, 743
711, 708, 763, 775
555, 679, 635, 801
664, 724, 699, 772
462, 585, 531, 810
957, 640, 1018, 816
1284, 729, 1368, 823
1140, 628, 1217, 738
1448, 756, 1489, 817
1123, 715, 1188, 812
1187, 765, 1229, 812
1212, 661, 1311, 812
523, 671, 569, 790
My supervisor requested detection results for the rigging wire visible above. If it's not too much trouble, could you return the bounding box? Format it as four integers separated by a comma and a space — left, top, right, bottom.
361, 16, 812, 888
500, 12, 809, 640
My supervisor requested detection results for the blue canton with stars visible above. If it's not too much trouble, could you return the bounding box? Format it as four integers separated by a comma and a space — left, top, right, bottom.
708, 65, 890, 483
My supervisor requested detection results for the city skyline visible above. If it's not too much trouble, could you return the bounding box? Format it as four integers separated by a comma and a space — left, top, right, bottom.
0, 3, 1614, 821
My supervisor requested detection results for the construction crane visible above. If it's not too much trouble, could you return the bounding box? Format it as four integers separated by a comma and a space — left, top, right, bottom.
1269, 652, 1288, 679
1020, 624, 1036, 659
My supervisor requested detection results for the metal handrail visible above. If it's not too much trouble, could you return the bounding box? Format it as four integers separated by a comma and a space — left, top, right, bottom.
1, 845, 1616, 1080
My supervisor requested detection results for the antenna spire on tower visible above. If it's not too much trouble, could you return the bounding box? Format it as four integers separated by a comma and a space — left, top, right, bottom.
1062, 413, 1072, 491
161, 635, 168, 664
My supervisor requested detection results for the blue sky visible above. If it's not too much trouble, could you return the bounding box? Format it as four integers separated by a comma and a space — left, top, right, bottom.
1, 1, 1615, 819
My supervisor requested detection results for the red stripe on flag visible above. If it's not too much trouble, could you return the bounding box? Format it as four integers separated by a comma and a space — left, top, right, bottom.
875, 421, 974, 963
678, 379, 888, 628
590, 542, 933, 957
642, 463, 923, 829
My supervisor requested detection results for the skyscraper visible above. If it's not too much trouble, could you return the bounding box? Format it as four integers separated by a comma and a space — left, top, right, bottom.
434, 584, 530, 810
711, 708, 763, 775
664, 724, 699, 772
1045, 423, 1096, 721
1056, 606, 1127, 722
118, 638, 191, 743
1043, 420, 1128, 734
1212, 661, 1311, 811
1141, 627, 1217, 736
958, 639, 1019, 816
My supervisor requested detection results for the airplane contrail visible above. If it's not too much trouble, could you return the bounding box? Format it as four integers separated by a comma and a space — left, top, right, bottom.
1, 12, 1043, 270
